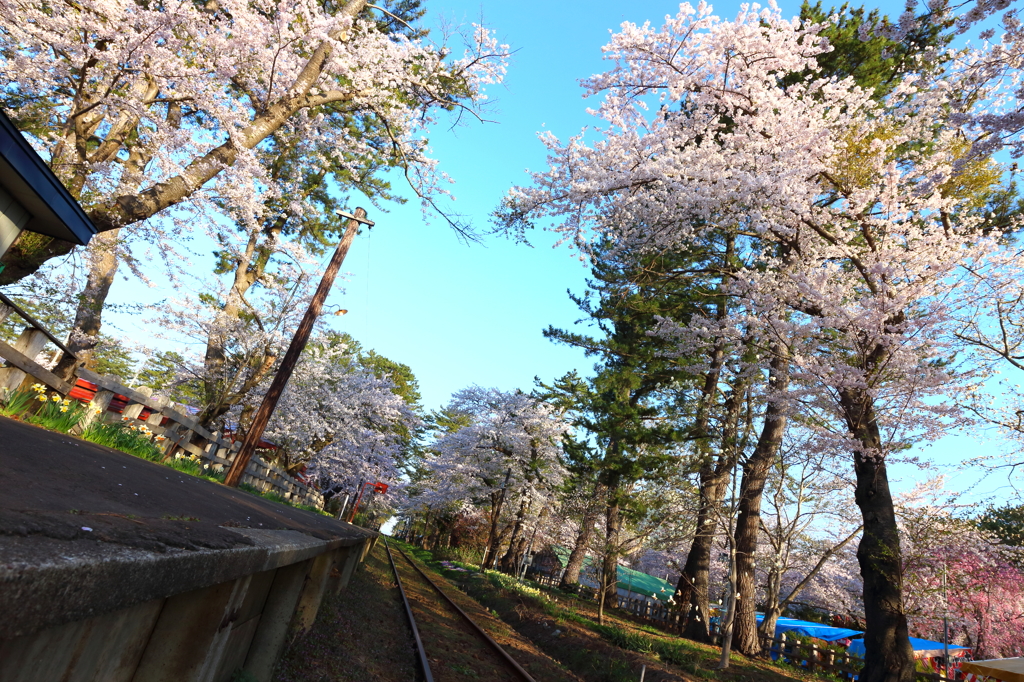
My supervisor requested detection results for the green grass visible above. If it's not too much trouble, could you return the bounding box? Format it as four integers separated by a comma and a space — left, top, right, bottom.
237, 482, 331, 516
3, 390, 331, 509
2, 386, 89, 433
80, 421, 230, 484
1, 386, 38, 417
81, 421, 165, 460
392, 539, 858, 682
28, 396, 87, 433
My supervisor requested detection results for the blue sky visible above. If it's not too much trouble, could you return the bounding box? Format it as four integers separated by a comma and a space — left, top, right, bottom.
94, 0, 1016, 504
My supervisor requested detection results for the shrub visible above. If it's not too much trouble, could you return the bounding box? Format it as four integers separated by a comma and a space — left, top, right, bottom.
434, 546, 484, 566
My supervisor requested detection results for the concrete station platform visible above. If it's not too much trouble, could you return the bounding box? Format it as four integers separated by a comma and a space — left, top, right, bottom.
0, 415, 376, 682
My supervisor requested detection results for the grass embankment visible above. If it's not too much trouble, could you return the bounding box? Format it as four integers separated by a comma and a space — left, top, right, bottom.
392, 540, 844, 682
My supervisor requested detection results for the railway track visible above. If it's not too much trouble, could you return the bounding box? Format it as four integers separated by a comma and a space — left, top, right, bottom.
384, 537, 538, 682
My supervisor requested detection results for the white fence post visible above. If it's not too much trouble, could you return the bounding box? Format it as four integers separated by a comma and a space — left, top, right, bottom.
0, 327, 48, 395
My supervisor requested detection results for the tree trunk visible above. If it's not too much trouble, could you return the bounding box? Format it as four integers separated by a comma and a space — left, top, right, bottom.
491, 519, 515, 565
717, 524, 739, 669
482, 488, 506, 570
840, 385, 915, 682
54, 229, 122, 377
561, 484, 605, 589
499, 494, 530, 572
677, 380, 746, 642
758, 566, 784, 642
602, 494, 622, 609
732, 351, 789, 656
676, 480, 721, 642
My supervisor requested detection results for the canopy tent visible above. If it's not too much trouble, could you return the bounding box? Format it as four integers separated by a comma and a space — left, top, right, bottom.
755, 614, 863, 642
847, 637, 972, 660
961, 658, 1024, 682
548, 547, 676, 602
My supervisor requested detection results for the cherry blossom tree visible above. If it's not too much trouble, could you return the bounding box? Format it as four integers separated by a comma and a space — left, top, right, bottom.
0, 0, 505, 276
0, 0, 507, 378
412, 387, 569, 569
758, 437, 863, 637
257, 336, 420, 504
897, 480, 1024, 659
500, 3, 1020, 678
152, 258, 322, 424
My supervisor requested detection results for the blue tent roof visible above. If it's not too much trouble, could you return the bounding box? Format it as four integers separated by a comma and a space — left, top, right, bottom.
755, 614, 863, 642
847, 637, 971, 659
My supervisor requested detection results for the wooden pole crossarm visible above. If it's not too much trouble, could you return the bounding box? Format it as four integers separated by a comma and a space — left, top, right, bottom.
0, 292, 78, 360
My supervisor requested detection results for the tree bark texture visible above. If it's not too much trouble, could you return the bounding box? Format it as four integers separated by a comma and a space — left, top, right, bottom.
499, 494, 530, 572
602, 496, 622, 609
561, 484, 605, 589
840, 385, 915, 682
677, 382, 746, 642
54, 229, 121, 376
732, 351, 789, 656
676, 474, 724, 642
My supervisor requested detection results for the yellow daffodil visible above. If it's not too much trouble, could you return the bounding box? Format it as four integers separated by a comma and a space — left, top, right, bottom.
60, 406, 68, 413
50, 394, 61, 402
36, 395, 47, 402
61, 398, 71, 406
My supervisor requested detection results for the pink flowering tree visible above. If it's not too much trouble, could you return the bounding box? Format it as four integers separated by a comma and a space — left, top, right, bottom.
253, 334, 420, 510
0, 0, 507, 376
898, 482, 1024, 660
500, 3, 1018, 678
413, 387, 568, 569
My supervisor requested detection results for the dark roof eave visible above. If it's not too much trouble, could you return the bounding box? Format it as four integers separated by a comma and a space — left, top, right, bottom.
0, 110, 98, 246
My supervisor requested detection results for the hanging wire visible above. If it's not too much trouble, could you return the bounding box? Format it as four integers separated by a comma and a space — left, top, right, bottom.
363, 224, 371, 339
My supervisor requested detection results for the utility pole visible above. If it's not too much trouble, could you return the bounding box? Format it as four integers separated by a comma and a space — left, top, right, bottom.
224, 208, 374, 487
943, 563, 950, 680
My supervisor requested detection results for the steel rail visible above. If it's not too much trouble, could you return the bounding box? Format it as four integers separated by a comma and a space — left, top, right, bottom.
383, 536, 434, 682
394, 546, 539, 682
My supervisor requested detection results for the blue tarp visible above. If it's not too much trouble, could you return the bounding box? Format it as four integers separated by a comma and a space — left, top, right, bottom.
847, 637, 971, 659
755, 614, 863, 642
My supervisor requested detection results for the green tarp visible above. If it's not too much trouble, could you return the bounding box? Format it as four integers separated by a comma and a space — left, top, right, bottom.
549, 546, 676, 602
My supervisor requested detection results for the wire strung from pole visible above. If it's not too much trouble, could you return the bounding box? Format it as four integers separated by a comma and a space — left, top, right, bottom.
364, 224, 371, 339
